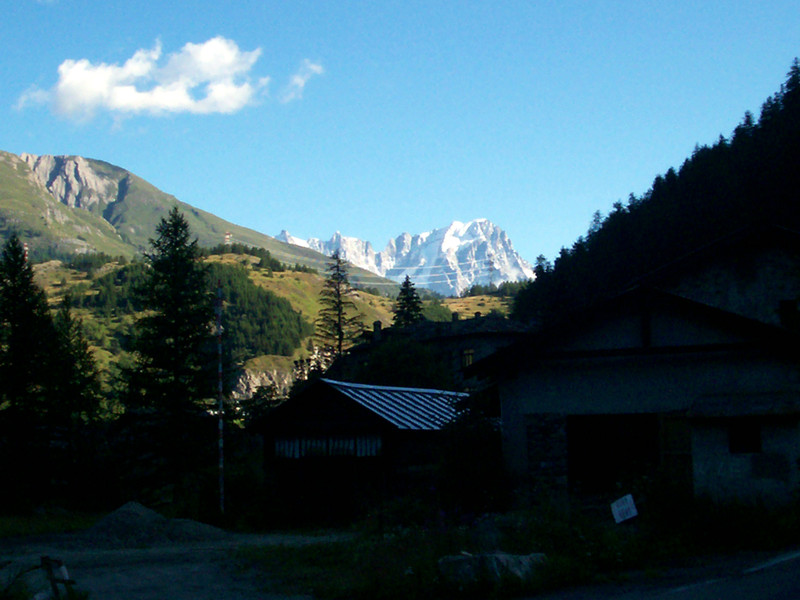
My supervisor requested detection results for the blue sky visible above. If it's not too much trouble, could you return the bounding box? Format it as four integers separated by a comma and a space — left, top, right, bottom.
3, 1, 799, 263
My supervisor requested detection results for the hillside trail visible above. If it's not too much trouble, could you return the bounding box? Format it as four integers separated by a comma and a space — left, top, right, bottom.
0, 502, 349, 600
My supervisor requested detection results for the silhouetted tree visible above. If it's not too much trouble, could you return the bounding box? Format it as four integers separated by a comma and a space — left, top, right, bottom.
50, 294, 102, 423
315, 251, 362, 359
0, 234, 56, 416
0, 236, 105, 509
512, 57, 800, 326
126, 207, 215, 414
393, 275, 423, 327
120, 208, 216, 512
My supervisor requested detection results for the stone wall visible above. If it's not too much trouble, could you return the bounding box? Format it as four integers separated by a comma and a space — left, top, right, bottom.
692, 418, 800, 504
524, 413, 568, 496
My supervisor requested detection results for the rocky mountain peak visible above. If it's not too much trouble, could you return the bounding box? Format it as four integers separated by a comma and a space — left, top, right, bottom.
21, 153, 119, 210
278, 219, 534, 296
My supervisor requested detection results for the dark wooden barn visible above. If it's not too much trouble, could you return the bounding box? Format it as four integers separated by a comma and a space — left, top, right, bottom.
259, 378, 466, 523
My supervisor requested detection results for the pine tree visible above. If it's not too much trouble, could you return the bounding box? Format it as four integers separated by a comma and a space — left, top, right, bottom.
0, 234, 56, 416
51, 294, 102, 423
127, 207, 214, 415
315, 250, 362, 359
393, 275, 423, 327
119, 208, 216, 508
0, 236, 102, 508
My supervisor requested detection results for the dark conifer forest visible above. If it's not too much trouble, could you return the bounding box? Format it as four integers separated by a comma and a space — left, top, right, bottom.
513, 59, 800, 325
207, 262, 313, 361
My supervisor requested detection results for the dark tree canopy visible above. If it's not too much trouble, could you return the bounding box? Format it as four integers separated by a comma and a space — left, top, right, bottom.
343, 337, 455, 390
0, 235, 104, 510
422, 297, 453, 322
513, 58, 800, 325
393, 275, 423, 328
126, 207, 215, 415
50, 295, 102, 423
315, 250, 363, 358
0, 234, 57, 416
207, 262, 313, 362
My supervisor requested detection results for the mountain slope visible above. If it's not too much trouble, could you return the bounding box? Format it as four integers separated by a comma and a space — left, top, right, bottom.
0, 151, 393, 289
278, 219, 534, 296
0, 152, 132, 257
512, 58, 800, 323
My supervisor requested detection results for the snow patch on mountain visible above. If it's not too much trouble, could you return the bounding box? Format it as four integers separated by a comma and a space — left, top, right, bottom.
275, 230, 310, 248
276, 219, 534, 296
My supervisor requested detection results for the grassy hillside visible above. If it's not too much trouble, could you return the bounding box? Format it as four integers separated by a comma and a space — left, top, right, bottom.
0, 150, 399, 292
443, 294, 511, 318
32, 252, 397, 391
207, 255, 396, 328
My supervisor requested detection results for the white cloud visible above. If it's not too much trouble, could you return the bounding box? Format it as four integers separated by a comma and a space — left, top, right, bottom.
20, 37, 274, 121
280, 59, 324, 103
15, 85, 50, 110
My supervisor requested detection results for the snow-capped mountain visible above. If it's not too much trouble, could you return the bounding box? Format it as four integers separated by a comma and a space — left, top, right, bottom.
276, 219, 534, 296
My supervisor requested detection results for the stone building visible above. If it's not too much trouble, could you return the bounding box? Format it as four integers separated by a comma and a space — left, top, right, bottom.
473, 226, 800, 505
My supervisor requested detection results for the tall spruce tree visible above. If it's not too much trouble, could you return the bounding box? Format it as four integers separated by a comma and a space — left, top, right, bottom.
0, 234, 56, 416
315, 250, 362, 359
127, 207, 214, 415
120, 208, 216, 509
0, 236, 105, 508
393, 275, 423, 327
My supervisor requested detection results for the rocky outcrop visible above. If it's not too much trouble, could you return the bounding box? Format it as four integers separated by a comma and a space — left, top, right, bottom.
437, 552, 547, 587
231, 367, 293, 401
21, 153, 119, 210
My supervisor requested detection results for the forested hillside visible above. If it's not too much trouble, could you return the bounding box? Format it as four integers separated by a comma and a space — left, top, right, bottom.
71, 252, 314, 367
27, 242, 402, 391
513, 59, 800, 324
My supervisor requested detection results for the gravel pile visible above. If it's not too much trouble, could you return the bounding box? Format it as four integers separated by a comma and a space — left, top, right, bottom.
80, 502, 229, 549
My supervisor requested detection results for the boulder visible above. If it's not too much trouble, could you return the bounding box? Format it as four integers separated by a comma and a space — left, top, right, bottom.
437, 551, 546, 586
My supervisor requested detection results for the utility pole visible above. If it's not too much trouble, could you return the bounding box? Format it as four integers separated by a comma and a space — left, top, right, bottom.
216, 280, 225, 515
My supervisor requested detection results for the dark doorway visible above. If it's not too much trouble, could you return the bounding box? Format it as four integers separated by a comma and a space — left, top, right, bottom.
567, 414, 660, 494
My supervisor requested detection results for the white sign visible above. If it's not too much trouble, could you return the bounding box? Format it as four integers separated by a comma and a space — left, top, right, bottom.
611, 494, 638, 523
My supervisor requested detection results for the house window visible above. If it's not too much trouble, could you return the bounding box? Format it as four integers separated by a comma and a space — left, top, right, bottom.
728, 420, 762, 454
461, 348, 475, 369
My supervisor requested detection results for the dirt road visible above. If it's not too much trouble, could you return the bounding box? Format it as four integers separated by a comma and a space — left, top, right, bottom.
0, 503, 348, 600
2, 540, 303, 599
5, 503, 799, 599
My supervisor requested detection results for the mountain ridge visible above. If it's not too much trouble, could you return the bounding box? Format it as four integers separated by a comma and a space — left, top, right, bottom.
0, 150, 393, 289
277, 219, 534, 296
2, 150, 532, 296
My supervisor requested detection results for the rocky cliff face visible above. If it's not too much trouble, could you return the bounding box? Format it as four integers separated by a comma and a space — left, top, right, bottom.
231, 367, 294, 400
21, 153, 121, 211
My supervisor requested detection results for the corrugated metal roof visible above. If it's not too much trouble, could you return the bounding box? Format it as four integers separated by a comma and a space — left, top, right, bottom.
321, 379, 466, 430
